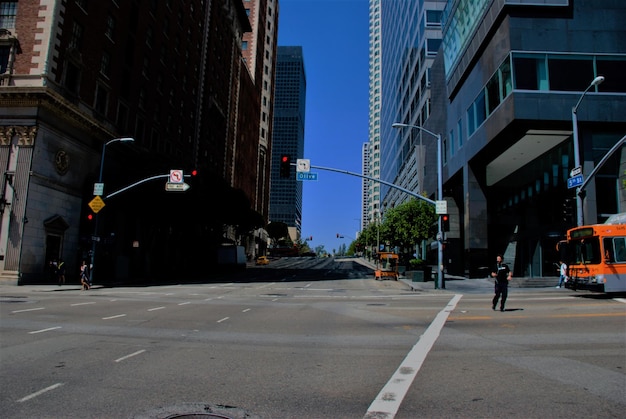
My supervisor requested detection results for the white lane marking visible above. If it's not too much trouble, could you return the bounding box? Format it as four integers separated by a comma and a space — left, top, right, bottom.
71, 302, 96, 306
364, 294, 463, 419
217, 317, 229, 323
178, 302, 191, 306
17, 383, 64, 402
102, 314, 126, 320
147, 306, 165, 311
11, 307, 44, 314
115, 349, 146, 363
28, 326, 62, 334
614, 298, 626, 304
242, 308, 251, 313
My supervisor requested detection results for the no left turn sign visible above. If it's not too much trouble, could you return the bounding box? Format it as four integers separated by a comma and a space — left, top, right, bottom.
170, 169, 183, 184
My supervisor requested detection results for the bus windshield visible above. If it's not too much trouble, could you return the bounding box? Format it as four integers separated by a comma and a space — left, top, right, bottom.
569, 237, 601, 265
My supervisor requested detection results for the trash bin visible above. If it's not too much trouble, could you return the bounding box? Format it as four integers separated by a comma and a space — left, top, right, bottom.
412, 271, 424, 282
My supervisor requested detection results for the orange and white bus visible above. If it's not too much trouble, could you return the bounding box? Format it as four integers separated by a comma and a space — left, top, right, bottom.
564, 218, 626, 293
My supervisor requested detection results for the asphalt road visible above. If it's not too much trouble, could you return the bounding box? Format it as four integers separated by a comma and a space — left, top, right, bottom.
1, 257, 624, 418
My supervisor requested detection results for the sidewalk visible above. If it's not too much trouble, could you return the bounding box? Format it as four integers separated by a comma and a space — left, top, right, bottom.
354, 257, 553, 292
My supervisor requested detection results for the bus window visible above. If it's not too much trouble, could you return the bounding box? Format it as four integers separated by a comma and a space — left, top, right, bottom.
603, 238, 615, 262
603, 237, 626, 263
615, 238, 626, 262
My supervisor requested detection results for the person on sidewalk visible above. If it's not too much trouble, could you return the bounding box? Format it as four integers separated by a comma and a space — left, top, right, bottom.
57, 260, 66, 286
80, 260, 90, 290
491, 254, 512, 311
557, 260, 568, 288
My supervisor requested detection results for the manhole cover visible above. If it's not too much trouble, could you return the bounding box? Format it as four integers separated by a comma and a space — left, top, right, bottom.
135, 403, 261, 419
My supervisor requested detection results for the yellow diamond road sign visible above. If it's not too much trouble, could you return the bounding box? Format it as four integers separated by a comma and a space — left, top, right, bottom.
88, 195, 105, 213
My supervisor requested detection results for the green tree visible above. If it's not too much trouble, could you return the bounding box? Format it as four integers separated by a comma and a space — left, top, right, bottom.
357, 198, 436, 266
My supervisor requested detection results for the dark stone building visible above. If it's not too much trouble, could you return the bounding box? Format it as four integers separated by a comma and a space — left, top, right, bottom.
0, 0, 276, 284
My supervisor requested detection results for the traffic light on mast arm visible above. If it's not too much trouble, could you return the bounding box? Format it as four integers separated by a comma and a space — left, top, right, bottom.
280, 155, 291, 178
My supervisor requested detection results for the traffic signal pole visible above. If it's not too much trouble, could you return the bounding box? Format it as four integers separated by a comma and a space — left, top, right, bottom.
306, 164, 436, 205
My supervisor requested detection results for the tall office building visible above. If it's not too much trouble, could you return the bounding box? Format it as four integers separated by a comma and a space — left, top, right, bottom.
0, 0, 272, 283
270, 46, 306, 240
366, 0, 446, 230
365, 0, 381, 230
241, 0, 279, 255
377, 0, 626, 277
360, 142, 370, 232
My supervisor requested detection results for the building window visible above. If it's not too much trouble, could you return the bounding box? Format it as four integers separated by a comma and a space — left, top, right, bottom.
64, 62, 81, 94
0, 46, 9, 73
548, 56, 594, 92
100, 51, 110, 77
0, 1, 17, 28
426, 10, 442, 26
94, 83, 108, 115
70, 22, 83, 50
426, 38, 442, 55
105, 14, 116, 40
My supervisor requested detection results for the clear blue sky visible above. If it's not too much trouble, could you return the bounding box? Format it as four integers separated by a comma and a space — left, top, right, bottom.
277, 0, 370, 253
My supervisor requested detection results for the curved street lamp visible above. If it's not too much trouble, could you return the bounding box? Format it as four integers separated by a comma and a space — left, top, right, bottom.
392, 122, 444, 289
90, 137, 134, 282
572, 76, 604, 226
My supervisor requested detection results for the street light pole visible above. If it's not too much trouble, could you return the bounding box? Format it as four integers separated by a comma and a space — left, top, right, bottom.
392, 122, 444, 289
90, 137, 134, 283
571, 76, 604, 227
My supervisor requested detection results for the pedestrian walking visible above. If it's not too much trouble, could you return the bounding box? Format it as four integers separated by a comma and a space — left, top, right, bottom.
557, 260, 568, 288
57, 259, 66, 286
80, 260, 90, 290
491, 254, 512, 312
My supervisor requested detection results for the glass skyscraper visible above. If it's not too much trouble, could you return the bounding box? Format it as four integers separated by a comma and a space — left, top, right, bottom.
270, 46, 306, 238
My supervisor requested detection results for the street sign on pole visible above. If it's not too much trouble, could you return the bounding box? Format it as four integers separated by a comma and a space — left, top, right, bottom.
93, 183, 104, 196
165, 182, 190, 191
435, 200, 447, 215
88, 195, 105, 213
296, 172, 318, 181
296, 159, 311, 173
570, 166, 582, 177
169, 169, 184, 184
567, 175, 583, 189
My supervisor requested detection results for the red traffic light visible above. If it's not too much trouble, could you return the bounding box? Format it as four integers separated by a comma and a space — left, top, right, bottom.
191, 169, 197, 176
87, 213, 94, 221
280, 155, 291, 178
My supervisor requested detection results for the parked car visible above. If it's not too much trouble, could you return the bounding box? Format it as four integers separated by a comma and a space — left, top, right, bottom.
256, 256, 270, 265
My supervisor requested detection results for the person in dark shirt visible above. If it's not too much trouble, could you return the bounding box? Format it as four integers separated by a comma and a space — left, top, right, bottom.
491, 254, 512, 312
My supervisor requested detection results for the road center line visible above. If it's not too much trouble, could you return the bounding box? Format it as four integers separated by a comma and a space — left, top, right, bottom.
17, 382, 64, 402
115, 349, 146, 363
102, 314, 126, 320
364, 294, 463, 419
12, 307, 44, 314
28, 326, 61, 334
